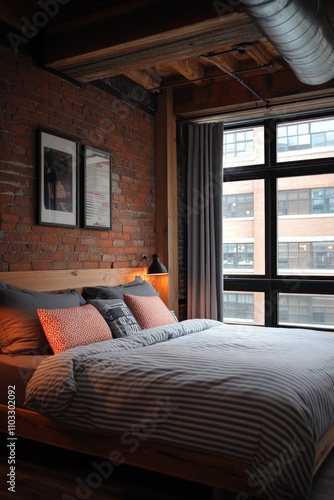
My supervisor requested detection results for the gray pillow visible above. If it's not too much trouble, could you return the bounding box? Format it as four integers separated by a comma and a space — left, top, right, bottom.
88, 299, 141, 338
0, 282, 85, 355
83, 276, 158, 301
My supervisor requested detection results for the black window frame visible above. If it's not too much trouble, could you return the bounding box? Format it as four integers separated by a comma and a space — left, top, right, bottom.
223, 111, 334, 331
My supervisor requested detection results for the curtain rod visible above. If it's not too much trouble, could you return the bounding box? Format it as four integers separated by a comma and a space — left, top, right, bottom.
177, 94, 334, 125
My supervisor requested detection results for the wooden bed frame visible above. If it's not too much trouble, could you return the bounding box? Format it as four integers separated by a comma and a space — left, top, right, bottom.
1, 268, 334, 500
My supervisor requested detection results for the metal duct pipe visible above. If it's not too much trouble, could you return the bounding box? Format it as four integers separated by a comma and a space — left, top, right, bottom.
239, 0, 334, 85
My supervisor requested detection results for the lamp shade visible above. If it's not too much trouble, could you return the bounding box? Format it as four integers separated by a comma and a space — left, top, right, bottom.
147, 253, 167, 275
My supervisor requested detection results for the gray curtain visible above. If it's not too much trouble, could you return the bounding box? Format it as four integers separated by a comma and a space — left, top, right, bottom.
187, 122, 224, 321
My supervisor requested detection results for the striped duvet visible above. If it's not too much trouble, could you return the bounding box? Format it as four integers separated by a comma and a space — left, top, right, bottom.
25, 319, 334, 500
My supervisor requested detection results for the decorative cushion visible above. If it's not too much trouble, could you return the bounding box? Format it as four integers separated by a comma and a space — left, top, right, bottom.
88, 299, 141, 338
37, 304, 112, 354
0, 282, 86, 355
123, 294, 177, 330
82, 276, 158, 301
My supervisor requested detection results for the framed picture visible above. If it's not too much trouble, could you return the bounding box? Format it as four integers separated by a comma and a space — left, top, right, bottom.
83, 145, 112, 229
38, 130, 78, 227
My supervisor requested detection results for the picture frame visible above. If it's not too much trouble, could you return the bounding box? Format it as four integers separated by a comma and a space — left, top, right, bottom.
37, 130, 78, 227
83, 145, 112, 229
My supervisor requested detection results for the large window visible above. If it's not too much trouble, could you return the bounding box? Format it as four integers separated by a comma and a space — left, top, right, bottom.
223, 113, 334, 330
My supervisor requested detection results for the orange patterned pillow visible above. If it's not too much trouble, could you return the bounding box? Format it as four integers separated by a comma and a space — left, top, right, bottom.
123, 294, 177, 329
37, 304, 112, 354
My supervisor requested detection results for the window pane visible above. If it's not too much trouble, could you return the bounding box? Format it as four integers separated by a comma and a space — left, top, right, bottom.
278, 294, 334, 329
223, 126, 265, 167
277, 174, 334, 275
277, 116, 334, 162
223, 180, 265, 274
223, 193, 253, 218
223, 292, 265, 325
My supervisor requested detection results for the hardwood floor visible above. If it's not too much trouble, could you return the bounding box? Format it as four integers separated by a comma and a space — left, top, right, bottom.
0, 436, 333, 499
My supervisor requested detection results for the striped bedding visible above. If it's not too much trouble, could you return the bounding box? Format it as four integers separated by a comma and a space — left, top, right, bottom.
24, 319, 334, 500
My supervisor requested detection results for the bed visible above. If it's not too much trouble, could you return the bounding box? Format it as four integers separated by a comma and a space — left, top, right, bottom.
0, 268, 334, 500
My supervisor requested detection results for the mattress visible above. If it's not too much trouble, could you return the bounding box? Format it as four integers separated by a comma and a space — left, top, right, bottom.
0, 353, 50, 407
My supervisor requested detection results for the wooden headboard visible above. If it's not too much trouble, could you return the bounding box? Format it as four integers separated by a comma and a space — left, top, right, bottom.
0, 268, 144, 292
0, 268, 169, 306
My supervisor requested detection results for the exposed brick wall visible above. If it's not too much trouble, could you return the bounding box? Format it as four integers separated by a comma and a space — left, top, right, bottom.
0, 46, 156, 272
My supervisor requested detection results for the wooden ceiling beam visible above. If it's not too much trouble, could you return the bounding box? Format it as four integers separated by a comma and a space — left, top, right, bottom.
173, 69, 334, 117
45, 13, 232, 67
169, 59, 205, 84
47, 18, 261, 82
125, 69, 162, 92
245, 44, 282, 73
43, 12, 259, 71
201, 53, 241, 74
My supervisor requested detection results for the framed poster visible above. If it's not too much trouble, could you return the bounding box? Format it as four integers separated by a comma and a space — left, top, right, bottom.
38, 130, 78, 227
83, 145, 112, 229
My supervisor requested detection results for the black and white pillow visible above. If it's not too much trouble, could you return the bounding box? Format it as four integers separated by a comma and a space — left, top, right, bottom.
88, 299, 141, 338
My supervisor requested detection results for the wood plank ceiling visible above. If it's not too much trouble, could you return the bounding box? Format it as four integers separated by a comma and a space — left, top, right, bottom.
1, 0, 334, 119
